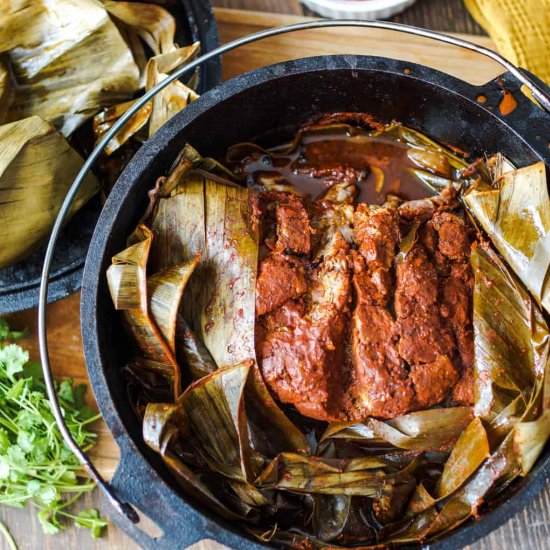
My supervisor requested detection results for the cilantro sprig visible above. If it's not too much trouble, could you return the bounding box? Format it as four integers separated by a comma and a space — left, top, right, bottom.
0, 319, 27, 342
0, 320, 107, 545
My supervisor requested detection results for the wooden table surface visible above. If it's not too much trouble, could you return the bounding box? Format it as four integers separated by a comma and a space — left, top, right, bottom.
2, 1, 550, 549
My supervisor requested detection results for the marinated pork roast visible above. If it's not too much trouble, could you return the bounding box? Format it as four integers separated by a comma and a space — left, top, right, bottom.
246, 131, 476, 422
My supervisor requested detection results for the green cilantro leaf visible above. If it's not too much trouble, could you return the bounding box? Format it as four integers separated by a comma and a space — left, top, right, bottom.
0, 319, 27, 342
75, 508, 108, 539
16, 431, 35, 454
27, 479, 41, 496
5, 378, 26, 401
0, 429, 11, 453
37, 510, 61, 535
0, 345, 29, 378
0, 321, 106, 542
58, 379, 74, 403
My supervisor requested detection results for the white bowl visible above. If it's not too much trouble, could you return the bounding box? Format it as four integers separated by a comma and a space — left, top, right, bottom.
301, 0, 417, 20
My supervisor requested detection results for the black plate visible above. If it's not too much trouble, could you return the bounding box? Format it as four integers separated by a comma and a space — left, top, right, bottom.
0, 0, 221, 314
81, 55, 550, 549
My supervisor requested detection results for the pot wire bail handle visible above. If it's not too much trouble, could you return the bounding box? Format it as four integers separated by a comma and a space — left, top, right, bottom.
38, 19, 550, 526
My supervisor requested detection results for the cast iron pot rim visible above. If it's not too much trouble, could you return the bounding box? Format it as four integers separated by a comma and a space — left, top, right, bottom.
81, 54, 550, 550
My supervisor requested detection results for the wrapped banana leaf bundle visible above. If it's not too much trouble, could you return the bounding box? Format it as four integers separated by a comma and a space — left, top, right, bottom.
0, 0, 199, 269
107, 115, 550, 548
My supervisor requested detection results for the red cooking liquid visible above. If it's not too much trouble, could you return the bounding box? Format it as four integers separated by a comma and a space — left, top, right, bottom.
239, 126, 434, 204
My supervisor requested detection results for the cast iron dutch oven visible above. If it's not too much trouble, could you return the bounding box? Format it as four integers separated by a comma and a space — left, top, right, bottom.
80, 46, 550, 549
0, 0, 220, 315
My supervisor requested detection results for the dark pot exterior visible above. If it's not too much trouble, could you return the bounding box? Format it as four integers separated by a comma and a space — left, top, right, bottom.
81, 55, 550, 549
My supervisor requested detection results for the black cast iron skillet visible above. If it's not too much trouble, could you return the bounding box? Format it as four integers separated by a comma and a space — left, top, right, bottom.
0, 0, 221, 314
77, 51, 550, 549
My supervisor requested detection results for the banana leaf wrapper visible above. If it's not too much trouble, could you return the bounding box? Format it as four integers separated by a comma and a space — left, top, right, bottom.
144, 147, 257, 369
175, 361, 261, 482
0, 60, 11, 124
472, 243, 549, 418
321, 407, 474, 452
143, 360, 306, 496
113, 141, 550, 547
93, 43, 200, 155
106, 225, 199, 399
143, 401, 247, 520
146, 44, 200, 137
255, 453, 417, 497
106, 145, 308, 463
464, 161, 550, 315
92, 99, 153, 156
0, 0, 140, 136
144, 147, 311, 454
101, 1, 177, 57
0, 115, 98, 268
378, 123, 482, 194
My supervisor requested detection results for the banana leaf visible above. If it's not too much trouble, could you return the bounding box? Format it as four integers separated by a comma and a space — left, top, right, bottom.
464, 161, 550, 315
407, 148, 454, 177
510, 319, 550, 475
407, 168, 456, 193
0, 60, 11, 124
147, 161, 258, 369
137, 146, 311, 456
149, 259, 199, 354
436, 417, 490, 498
471, 245, 549, 418
1, 0, 140, 136
396, 221, 420, 264
381, 124, 469, 172
94, 43, 200, 154
312, 495, 382, 545
93, 99, 152, 155
227, 479, 272, 510
107, 225, 199, 398
312, 495, 351, 542
0, 115, 98, 268
176, 315, 218, 380
143, 402, 244, 520
321, 407, 473, 452
256, 453, 416, 497
101, 1, 177, 56
404, 483, 435, 518
427, 433, 519, 540
248, 528, 374, 549
124, 356, 175, 408
146, 44, 200, 137
246, 365, 312, 456
175, 361, 263, 482
381, 435, 517, 544
513, 406, 550, 475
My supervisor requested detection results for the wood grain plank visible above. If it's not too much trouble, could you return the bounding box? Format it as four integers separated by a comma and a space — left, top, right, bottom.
392, 0, 486, 35
215, 8, 499, 85
211, 0, 303, 14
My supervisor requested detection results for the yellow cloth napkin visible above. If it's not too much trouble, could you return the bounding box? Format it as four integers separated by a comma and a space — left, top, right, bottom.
465, 0, 550, 84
